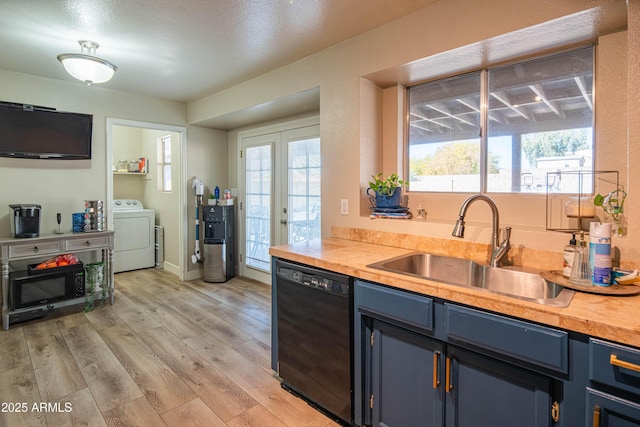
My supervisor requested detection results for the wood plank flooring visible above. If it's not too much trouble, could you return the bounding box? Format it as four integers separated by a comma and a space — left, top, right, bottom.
0, 268, 339, 427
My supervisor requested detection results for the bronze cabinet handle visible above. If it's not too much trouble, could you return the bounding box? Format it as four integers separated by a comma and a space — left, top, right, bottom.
445, 356, 453, 393
610, 354, 640, 373
433, 351, 440, 389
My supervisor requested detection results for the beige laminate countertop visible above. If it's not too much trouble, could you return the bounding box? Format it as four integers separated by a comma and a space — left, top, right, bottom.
270, 238, 640, 349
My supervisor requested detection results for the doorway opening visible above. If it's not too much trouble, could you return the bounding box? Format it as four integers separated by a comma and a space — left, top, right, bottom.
106, 118, 188, 280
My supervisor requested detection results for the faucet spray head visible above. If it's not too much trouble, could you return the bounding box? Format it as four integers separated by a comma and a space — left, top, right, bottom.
452, 216, 466, 238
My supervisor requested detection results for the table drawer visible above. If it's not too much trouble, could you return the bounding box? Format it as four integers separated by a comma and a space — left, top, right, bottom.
8, 241, 62, 258
64, 235, 110, 251
590, 338, 640, 396
356, 280, 433, 333
445, 303, 568, 373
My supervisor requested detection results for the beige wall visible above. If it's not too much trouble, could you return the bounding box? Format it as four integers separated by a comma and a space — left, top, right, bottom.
113, 126, 145, 200
0, 70, 187, 238
629, 0, 640, 261
186, 125, 229, 279
1, 0, 635, 275
0, 71, 228, 278
140, 129, 180, 271
190, 0, 639, 265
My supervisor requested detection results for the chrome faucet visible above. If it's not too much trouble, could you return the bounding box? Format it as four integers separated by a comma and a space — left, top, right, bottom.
452, 194, 511, 267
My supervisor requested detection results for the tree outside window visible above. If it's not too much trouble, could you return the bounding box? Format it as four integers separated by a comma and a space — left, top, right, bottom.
407, 46, 594, 194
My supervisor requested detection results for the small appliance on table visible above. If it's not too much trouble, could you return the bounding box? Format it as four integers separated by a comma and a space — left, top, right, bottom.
9, 204, 41, 238
112, 199, 155, 273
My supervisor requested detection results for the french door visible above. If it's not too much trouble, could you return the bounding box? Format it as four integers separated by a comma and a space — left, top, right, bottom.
240, 121, 320, 283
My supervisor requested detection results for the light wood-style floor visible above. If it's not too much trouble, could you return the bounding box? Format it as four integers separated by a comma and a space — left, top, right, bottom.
0, 268, 339, 427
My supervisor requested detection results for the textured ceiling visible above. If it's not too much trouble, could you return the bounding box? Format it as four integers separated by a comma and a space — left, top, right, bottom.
0, 0, 439, 103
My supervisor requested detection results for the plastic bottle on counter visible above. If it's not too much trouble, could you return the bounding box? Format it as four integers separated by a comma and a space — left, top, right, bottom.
562, 233, 578, 277
214, 186, 220, 199
589, 222, 612, 286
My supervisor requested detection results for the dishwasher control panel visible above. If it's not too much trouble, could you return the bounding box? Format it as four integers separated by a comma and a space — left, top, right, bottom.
276, 261, 351, 295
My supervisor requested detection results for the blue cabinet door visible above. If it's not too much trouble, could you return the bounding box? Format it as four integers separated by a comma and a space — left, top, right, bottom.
369, 318, 445, 427
445, 345, 553, 427
587, 388, 640, 426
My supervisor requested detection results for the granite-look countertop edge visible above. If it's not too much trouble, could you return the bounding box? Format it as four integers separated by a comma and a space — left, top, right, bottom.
270, 238, 640, 349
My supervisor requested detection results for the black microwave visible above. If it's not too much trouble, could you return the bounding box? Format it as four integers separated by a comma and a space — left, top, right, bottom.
9, 263, 85, 310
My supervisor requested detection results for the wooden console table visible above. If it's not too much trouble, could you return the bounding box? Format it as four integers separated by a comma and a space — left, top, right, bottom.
0, 231, 115, 330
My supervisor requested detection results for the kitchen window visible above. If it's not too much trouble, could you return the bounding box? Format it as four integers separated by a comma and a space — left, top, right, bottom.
407, 46, 594, 194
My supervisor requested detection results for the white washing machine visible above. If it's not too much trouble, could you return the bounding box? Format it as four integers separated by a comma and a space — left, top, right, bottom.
113, 199, 155, 273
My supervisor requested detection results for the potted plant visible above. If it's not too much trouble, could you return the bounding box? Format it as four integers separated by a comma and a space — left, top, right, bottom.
367, 173, 406, 208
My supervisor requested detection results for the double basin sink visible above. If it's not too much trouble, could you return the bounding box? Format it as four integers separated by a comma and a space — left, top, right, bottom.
368, 253, 574, 307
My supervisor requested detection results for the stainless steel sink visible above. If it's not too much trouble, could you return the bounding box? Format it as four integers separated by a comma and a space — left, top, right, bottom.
368, 253, 574, 307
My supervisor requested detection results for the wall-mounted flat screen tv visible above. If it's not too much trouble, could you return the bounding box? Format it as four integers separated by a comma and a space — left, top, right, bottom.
0, 101, 93, 160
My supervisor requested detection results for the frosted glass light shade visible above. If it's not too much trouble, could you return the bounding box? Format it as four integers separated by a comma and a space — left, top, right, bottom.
57, 41, 117, 85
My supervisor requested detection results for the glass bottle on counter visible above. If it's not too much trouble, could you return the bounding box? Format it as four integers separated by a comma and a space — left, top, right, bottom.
569, 232, 591, 286
562, 233, 577, 278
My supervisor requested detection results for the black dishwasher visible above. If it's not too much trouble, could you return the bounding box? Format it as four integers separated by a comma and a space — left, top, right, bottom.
275, 259, 353, 426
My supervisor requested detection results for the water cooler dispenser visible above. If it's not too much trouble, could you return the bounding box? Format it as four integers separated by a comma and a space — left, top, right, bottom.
202, 205, 234, 282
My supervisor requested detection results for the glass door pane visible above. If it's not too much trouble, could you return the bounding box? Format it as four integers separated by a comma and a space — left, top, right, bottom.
245, 144, 272, 271
287, 136, 321, 244
239, 120, 319, 284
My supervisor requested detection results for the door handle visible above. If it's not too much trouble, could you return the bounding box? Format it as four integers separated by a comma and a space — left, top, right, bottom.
280, 219, 287, 225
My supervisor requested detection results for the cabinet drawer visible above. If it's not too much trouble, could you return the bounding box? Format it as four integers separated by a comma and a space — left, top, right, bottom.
590, 338, 640, 396
355, 280, 433, 332
587, 387, 640, 425
64, 235, 110, 251
8, 241, 62, 258
445, 304, 568, 373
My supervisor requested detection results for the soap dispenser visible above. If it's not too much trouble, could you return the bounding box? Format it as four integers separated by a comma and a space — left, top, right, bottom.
569, 232, 591, 286
562, 232, 578, 277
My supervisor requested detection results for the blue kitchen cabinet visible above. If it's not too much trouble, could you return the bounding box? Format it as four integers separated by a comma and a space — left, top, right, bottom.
367, 318, 445, 427
586, 338, 640, 426
273, 260, 640, 427
355, 279, 560, 426
445, 345, 552, 427
586, 388, 640, 426
365, 317, 553, 427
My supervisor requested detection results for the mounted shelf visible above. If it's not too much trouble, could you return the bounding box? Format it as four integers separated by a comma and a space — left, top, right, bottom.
113, 172, 147, 176
546, 170, 619, 233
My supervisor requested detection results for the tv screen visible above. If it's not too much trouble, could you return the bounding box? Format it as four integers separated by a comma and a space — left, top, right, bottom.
0, 102, 93, 160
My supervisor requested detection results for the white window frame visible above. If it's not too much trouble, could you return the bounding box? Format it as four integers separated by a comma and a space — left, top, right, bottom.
157, 134, 172, 192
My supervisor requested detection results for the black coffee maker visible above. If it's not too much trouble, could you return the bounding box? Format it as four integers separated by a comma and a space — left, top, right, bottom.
9, 204, 41, 238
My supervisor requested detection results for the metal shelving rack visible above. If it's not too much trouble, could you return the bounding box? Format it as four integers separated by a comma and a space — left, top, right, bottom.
545, 170, 619, 233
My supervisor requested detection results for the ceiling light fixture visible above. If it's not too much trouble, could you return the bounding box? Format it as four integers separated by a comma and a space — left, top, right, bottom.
57, 40, 117, 85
